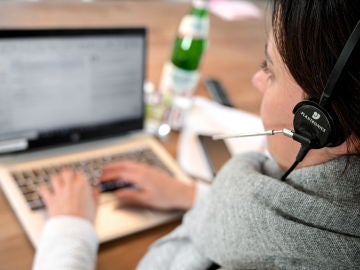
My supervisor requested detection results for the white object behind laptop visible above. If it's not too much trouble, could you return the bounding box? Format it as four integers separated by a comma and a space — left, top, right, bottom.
0, 28, 191, 247
178, 97, 265, 181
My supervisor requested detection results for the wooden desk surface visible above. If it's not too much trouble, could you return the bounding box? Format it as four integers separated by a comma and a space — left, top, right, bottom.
0, 1, 266, 269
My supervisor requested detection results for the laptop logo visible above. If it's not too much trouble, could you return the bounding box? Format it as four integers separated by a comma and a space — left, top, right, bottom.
312, 112, 321, 120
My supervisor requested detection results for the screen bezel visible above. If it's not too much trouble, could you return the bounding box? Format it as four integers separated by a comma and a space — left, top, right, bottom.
0, 27, 147, 151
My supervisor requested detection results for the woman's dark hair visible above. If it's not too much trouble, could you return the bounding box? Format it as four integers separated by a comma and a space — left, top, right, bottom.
271, 0, 360, 154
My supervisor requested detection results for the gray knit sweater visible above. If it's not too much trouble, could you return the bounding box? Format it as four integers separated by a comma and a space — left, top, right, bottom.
138, 152, 360, 269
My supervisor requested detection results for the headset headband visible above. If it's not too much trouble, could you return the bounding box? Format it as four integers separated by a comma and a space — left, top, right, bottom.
320, 19, 360, 107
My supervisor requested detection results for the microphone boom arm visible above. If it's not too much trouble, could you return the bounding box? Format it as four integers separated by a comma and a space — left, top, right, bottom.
212, 128, 313, 181
212, 128, 311, 145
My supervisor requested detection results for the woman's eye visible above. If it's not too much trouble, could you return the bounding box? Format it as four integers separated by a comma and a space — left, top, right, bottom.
260, 60, 274, 81
260, 60, 270, 73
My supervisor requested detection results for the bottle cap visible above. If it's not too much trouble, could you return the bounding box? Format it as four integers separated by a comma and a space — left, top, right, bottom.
192, 0, 208, 9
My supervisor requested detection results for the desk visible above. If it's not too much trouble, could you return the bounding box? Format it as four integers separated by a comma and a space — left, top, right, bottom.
0, 1, 266, 269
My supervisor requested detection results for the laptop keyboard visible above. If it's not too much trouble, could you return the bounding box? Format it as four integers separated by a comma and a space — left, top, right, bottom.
11, 148, 173, 211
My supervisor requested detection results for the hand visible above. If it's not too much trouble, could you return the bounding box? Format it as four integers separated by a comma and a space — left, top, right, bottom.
100, 161, 196, 210
38, 169, 99, 223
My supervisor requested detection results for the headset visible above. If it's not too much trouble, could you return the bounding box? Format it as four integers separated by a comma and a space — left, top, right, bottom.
283, 19, 360, 180
214, 19, 360, 181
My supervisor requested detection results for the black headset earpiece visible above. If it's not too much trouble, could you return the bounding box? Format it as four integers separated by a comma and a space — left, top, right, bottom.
292, 99, 345, 149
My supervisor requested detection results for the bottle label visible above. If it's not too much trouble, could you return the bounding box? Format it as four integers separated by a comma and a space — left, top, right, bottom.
160, 62, 199, 96
179, 15, 209, 38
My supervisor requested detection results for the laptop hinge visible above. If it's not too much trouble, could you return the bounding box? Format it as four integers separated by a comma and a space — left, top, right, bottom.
0, 139, 28, 154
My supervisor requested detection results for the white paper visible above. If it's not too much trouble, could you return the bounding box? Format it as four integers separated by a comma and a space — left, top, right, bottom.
178, 96, 266, 181
209, 0, 262, 21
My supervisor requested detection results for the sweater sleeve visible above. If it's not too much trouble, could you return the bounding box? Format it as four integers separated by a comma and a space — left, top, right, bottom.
137, 225, 214, 270
137, 152, 272, 270
32, 216, 98, 270
193, 180, 211, 207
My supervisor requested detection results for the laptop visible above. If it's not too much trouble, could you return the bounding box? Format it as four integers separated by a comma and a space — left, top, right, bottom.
0, 28, 192, 248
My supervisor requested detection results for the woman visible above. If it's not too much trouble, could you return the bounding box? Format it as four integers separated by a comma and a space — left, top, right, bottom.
33, 0, 360, 269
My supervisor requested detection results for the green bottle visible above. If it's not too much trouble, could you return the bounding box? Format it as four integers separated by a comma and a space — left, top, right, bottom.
158, 0, 209, 130
160, 0, 209, 97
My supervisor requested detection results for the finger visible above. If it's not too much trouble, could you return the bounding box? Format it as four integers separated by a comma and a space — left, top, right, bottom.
100, 169, 123, 181
92, 188, 100, 204
61, 169, 76, 185
73, 171, 92, 194
116, 189, 146, 206
101, 171, 146, 188
37, 185, 53, 206
100, 168, 131, 181
101, 161, 151, 179
51, 173, 63, 193
74, 170, 87, 184
100, 166, 143, 182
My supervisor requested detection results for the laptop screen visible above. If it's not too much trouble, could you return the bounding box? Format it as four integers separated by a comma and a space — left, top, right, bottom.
0, 28, 146, 151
